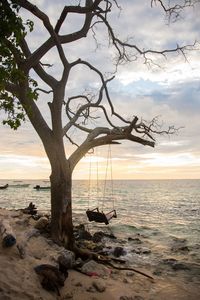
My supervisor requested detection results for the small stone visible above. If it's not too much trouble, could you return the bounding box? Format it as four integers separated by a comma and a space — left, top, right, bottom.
113, 246, 127, 257
15, 218, 29, 226
134, 296, 144, 300
58, 250, 75, 269
162, 258, 177, 266
171, 245, 190, 253
132, 247, 151, 255
76, 224, 92, 240
34, 217, 49, 230
74, 281, 82, 287
153, 269, 162, 276
93, 231, 105, 243
170, 237, 190, 253
86, 286, 96, 293
172, 262, 190, 271
92, 280, 106, 292
62, 291, 73, 299
105, 232, 117, 239
128, 237, 142, 244
126, 271, 135, 277
172, 236, 187, 243
162, 258, 190, 271
74, 257, 84, 268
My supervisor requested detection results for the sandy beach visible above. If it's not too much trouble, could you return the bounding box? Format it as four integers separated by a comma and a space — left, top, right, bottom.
0, 207, 199, 300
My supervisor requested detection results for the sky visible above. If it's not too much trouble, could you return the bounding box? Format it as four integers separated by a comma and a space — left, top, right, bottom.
0, 0, 200, 180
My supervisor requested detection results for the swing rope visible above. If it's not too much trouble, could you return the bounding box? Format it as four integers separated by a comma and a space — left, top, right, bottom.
88, 149, 100, 209
88, 152, 92, 209
86, 145, 117, 225
109, 145, 114, 210
102, 144, 115, 211
96, 148, 100, 209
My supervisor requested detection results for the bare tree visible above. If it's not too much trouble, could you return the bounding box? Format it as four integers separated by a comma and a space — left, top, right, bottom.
0, 0, 198, 250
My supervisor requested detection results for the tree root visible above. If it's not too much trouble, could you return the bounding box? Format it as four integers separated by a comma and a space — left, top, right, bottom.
103, 261, 154, 281
72, 245, 154, 281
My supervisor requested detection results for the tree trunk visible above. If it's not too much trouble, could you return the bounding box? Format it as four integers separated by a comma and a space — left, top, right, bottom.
50, 162, 74, 250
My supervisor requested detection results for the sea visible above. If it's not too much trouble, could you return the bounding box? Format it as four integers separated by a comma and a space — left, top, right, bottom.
0, 179, 200, 287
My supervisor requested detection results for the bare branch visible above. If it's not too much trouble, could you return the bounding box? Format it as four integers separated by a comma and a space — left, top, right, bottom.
62, 74, 115, 135
35, 88, 53, 94
151, 0, 198, 22
22, 1, 95, 71
135, 116, 183, 141
69, 127, 155, 170
20, 37, 58, 88
65, 133, 79, 148
70, 59, 131, 124
17, 0, 69, 70
55, 0, 101, 33
39, 62, 53, 68
95, 11, 198, 66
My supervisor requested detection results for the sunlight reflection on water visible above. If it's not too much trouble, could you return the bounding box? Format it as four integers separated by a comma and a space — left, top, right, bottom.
0, 179, 199, 246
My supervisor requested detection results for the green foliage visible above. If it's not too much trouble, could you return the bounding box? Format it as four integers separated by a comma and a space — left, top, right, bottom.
0, 0, 38, 129
0, 92, 26, 130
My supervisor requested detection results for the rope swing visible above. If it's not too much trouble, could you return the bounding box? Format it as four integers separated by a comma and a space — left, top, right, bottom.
86, 145, 117, 225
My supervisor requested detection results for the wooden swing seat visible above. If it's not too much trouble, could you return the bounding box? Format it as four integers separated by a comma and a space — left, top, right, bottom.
86, 207, 117, 225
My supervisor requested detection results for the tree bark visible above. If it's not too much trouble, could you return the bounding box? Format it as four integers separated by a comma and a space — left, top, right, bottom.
50, 159, 74, 250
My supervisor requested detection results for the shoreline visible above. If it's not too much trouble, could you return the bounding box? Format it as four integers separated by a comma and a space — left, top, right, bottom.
0, 207, 199, 300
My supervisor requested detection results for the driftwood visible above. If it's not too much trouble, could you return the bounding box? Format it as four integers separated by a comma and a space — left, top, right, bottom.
17, 228, 39, 258
0, 219, 16, 247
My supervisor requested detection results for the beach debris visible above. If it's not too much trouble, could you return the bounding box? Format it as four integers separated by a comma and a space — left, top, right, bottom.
34, 263, 68, 296
0, 219, 16, 247
22, 202, 37, 215
34, 216, 49, 230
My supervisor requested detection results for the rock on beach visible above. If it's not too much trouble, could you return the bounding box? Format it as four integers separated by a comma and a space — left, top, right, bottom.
0, 207, 200, 300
